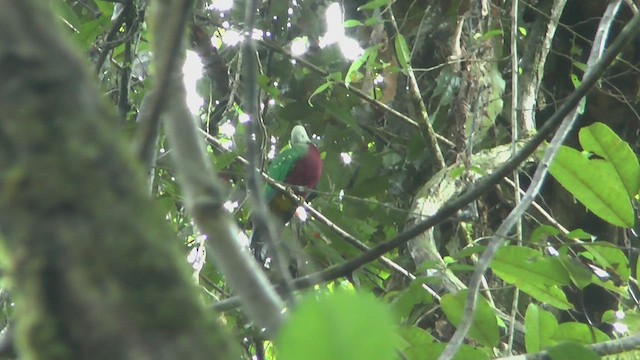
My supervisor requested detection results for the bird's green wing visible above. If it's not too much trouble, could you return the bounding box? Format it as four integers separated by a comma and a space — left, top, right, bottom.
264, 145, 307, 201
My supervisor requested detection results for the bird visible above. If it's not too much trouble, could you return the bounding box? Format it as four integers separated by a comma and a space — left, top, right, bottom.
250, 125, 323, 263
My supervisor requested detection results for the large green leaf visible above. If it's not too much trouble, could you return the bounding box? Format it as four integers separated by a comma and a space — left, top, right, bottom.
582, 242, 630, 284
407, 343, 490, 360
278, 291, 398, 360
547, 342, 600, 360
525, 304, 558, 353
549, 145, 634, 227
441, 290, 499, 348
579, 122, 640, 197
394, 34, 411, 72
552, 322, 610, 344
491, 247, 571, 286
491, 246, 573, 309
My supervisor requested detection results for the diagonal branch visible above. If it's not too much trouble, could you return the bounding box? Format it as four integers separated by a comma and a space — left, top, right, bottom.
242, 0, 297, 302
495, 333, 640, 359
386, 7, 446, 169
148, 0, 286, 339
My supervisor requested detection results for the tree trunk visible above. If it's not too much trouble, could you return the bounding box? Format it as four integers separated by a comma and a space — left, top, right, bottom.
0, 2, 238, 359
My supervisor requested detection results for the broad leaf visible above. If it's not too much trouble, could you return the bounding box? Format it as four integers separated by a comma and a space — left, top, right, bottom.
491, 246, 571, 286
547, 342, 600, 360
549, 145, 634, 227
582, 242, 630, 284
579, 122, 640, 197
525, 304, 558, 353
552, 322, 610, 344
409, 343, 490, 360
394, 34, 411, 71
278, 291, 398, 360
441, 290, 499, 348
491, 246, 573, 309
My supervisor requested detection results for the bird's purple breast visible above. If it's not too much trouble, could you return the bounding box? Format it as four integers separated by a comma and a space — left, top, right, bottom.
285, 144, 322, 191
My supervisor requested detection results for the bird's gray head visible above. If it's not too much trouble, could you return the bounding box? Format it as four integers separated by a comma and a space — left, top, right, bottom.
290, 125, 311, 146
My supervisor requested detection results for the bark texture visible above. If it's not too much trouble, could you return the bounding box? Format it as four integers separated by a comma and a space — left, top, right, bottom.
0, 2, 238, 359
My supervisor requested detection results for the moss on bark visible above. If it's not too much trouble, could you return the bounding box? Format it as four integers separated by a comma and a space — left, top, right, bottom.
0, 2, 239, 359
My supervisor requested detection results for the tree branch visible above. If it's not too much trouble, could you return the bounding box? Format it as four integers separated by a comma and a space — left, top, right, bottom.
496, 333, 640, 359
386, 8, 446, 169
519, 0, 568, 133
152, 1, 286, 337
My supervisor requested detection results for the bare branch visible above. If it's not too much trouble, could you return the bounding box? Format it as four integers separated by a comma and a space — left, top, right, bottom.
147, 0, 286, 339
386, 8, 446, 169
519, 0, 568, 133
242, 0, 296, 302
496, 333, 640, 359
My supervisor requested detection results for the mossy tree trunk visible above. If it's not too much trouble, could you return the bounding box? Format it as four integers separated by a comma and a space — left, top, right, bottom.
0, 2, 239, 359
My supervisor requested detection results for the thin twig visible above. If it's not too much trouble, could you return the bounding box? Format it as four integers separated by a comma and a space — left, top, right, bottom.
243, 0, 296, 303
148, 0, 286, 338
508, 0, 522, 353
386, 8, 445, 169
495, 333, 640, 359
94, 2, 132, 75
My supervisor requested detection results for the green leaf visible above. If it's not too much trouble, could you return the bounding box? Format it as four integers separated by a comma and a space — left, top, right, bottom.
550, 145, 634, 228
552, 322, 610, 344
569, 74, 586, 114
389, 279, 433, 321
358, 0, 391, 11
582, 242, 629, 284
491, 246, 573, 309
399, 326, 435, 349
570, 73, 581, 89
344, 19, 364, 28
557, 254, 593, 289
579, 122, 640, 197
566, 229, 593, 240
529, 225, 560, 243
405, 343, 490, 360
308, 81, 333, 106
278, 291, 398, 360
491, 246, 571, 286
394, 34, 411, 71
346, 46, 378, 86
547, 342, 600, 360
441, 290, 499, 347
525, 304, 558, 353
477, 29, 504, 42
